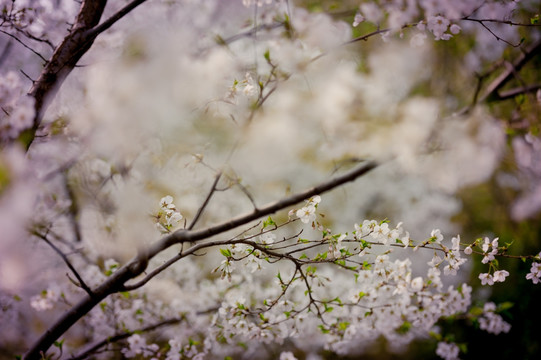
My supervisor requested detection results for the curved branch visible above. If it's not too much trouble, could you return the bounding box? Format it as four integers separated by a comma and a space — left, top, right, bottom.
23, 161, 377, 359
481, 39, 541, 102
86, 0, 151, 39
33, 232, 93, 297
68, 317, 184, 360
20, 0, 151, 150
180, 161, 378, 245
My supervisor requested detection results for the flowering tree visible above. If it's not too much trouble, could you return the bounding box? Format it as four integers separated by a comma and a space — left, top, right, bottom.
1, 0, 541, 359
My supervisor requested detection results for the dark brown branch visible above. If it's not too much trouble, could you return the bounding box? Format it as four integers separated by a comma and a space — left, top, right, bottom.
68, 317, 184, 360
188, 171, 222, 230
21, 0, 108, 149
175, 161, 377, 246
346, 28, 390, 45
23, 161, 377, 359
23, 253, 149, 359
33, 232, 94, 297
86, 0, 150, 39
462, 17, 541, 28
0, 29, 48, 62
497, 84, 541, 100
481, 39, 541, 102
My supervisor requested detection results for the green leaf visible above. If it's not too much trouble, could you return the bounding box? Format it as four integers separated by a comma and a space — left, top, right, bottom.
264, 49, 270, 62
262, 216, 276, 228
395, 321, 411, 334
531, 14, 539, 24
318, 325, 330, 334
497, 301, 514, 312
515, 93, 525, 105
469, 306, 483, 317
220, 248, 232, 258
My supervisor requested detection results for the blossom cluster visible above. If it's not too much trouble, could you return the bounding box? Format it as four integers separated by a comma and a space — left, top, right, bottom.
206, 196, 532, 359
526, 254, 541, 284
347, 0, 528, 48
155, 196, 183, 234
478, 302, 511, 335
293, 195, 321, 224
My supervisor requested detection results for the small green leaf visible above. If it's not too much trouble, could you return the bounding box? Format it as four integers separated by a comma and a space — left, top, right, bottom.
318, 325, 330, 334
515, 93, 525, 105
497, 301, 514, 312
395, 321, 411, 334
220, 248, 232, 258
262, 216, 276, 228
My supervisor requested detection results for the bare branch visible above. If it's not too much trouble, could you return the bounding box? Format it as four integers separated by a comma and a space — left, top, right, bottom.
188, 171, 222, 230
481, 39, 541, 102
68, 317, 184, 360
86, 0, 150, 39
33, 232, 94, 297
179, 161, 377, 246
346, 28, 391, 45
497, 84, 541, 100
0, 29, 48, 62
21, 0, 108, 149
462, 17, 541, 28
23, 161, 377, 359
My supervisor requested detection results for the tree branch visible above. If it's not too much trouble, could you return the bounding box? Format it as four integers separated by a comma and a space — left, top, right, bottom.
23, 161, 377, 359
68, 317, 184, 360
480, 39, 541, 102
86, 0, 150, 39
33, 232, 94, 297
21, 0, 108, 149
188, 171, 222, 230
19, 0, 151, 150
497, 84, 541, 100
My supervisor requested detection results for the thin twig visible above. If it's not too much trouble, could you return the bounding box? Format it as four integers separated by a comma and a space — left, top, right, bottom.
33, 232, 94, 297
86, 0, 150, 38
68, 317, 184, 360
0, 29, 48, 62
498, 84, 541, 100
188, 171, 222, 230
